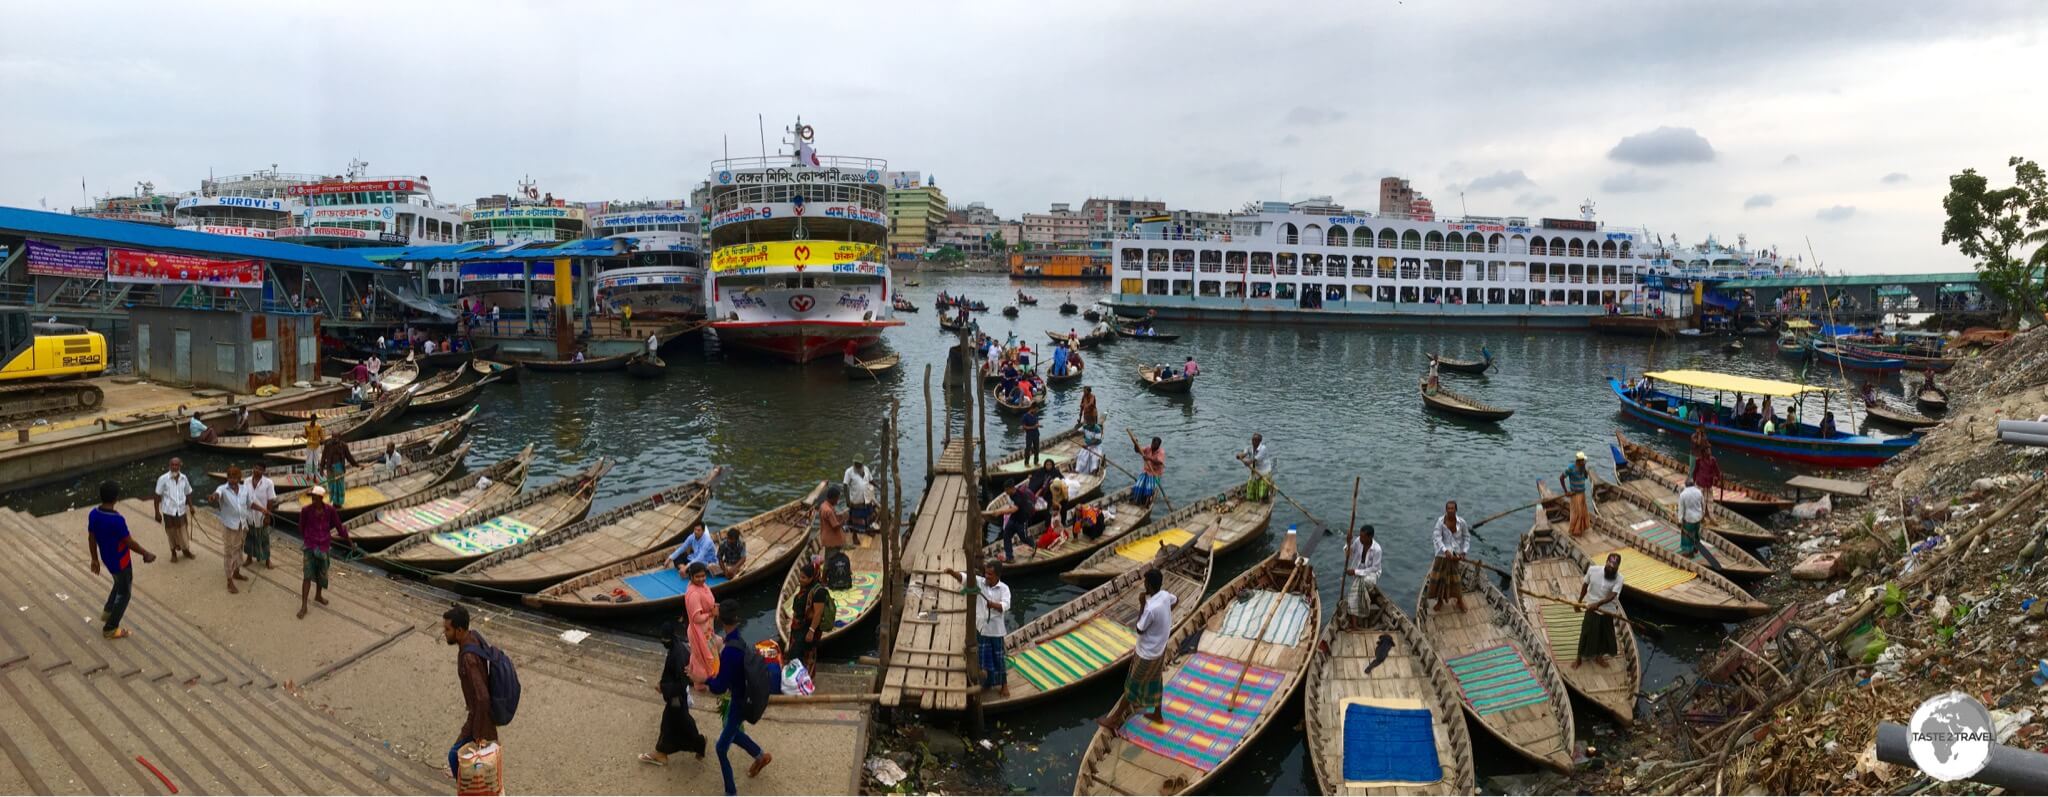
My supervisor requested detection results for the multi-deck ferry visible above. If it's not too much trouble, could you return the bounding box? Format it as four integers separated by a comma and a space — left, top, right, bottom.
72, 183, 177, 226
588, 202, 704, 319
1106, 200, 1803, 328
172, 168, 311, 239
701, 120, 900, 361
462, 178, 587, 246
276, 162, 461, 248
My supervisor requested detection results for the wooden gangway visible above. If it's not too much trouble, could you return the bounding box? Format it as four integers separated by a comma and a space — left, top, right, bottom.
879, 438, 981, 710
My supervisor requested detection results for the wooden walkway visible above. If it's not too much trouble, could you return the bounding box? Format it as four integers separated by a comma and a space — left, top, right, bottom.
880, 439, 980, 711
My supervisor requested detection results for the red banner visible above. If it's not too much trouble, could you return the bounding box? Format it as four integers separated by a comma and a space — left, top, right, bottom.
287, 179, 416, 197
107, 248, 264, 288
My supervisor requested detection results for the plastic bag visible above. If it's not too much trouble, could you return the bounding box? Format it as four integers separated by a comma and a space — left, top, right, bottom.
781, 659, 815, 696
455, 740, 503, 796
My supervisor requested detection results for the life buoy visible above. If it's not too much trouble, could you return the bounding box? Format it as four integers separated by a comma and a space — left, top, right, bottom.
798, 125, 815, 141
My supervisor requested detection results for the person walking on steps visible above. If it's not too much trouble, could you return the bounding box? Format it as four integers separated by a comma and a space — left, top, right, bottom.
153, 458, 195, 562
706, 600, 772, 795
89, 480, 156, 640
442, 605, 499, 778
212, 467, 254, 594
298, 485, 348, 619
638, 619, 706, 767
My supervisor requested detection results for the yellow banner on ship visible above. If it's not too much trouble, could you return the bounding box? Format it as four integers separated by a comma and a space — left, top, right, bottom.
710, 241, 879, 273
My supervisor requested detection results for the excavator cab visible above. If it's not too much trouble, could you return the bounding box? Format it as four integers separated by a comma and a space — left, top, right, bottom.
0, 307, 107, 422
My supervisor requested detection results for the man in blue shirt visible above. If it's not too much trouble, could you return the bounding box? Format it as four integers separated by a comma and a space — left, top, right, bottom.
1020, 407, 1041, 466
705, 601, 771, 794
87, 480, 156, 640
666, 521, 719, 573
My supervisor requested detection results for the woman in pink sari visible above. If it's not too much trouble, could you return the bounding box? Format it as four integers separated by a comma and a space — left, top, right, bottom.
683, 562, 719, 689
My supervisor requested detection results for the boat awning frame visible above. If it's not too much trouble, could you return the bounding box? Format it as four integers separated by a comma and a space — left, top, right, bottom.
1644, 369, 1832, 397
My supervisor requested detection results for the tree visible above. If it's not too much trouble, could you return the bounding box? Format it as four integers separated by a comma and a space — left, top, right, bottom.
1942, 157, 2048, 326
989, 231, 1008, 253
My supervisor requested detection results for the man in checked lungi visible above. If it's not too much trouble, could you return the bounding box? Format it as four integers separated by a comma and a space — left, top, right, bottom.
944, 561, 1013, 698
1099, 568, 1175, 730
1424, 501, 1472, 614
1574, 552, 1625, 667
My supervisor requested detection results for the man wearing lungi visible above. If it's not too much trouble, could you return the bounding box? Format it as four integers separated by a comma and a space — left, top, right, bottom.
1575, 552, 1625, 666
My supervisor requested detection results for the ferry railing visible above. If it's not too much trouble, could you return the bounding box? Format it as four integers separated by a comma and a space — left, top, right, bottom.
710, 154, 888, 173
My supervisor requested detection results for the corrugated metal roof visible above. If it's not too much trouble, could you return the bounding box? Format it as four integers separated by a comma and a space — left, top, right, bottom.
354, 242, 499, 262
1715, 272, 1981, 289
366, 237, 630, 263
0, 206, 389, 271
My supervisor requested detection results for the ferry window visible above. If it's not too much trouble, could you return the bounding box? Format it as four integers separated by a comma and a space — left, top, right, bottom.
1146, 279, 1169, 295
1251, 282, 1272, 298
1400, 286, 1419, 303
1171, 280, 1191, 296
1198, 281, 1219, 297
1275, 283, 1297, 300
1378, 285, 1395, 303
1352, 285, 1372, 301
1223, 282, 1244, 298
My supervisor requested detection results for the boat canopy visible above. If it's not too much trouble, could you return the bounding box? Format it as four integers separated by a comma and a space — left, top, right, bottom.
1783, 319, 1815, 330
1643, 369, 1832, 397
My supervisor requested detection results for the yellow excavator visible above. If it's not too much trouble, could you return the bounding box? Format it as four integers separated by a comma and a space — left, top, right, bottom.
0, 307, 107, 422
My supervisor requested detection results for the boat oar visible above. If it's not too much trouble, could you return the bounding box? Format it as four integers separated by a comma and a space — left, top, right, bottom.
1232, 458, 1331, 539
1221, 556, 1308, 712
850, 354, 882, 381
1515, 587, 1668, 637
1101, 453, 1174, 514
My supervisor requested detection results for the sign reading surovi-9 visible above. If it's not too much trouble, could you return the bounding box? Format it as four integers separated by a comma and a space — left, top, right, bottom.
711, 241, 881, 274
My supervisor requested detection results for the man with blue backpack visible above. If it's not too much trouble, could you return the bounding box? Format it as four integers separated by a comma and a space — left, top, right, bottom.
443, 605, 520, 780
705, 600, 773, 794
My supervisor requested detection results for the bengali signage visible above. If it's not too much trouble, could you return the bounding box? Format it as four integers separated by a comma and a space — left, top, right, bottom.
465, 206, 584, 222
106, 248, 262, 288
714, 167, 884, 187
594, 211, 696, 228
187, 224, 275, 239
708, 202, 885, 230
710, 241, 880, 273
24, 239, 107, 278
275, 225, 376, 240
1541, 217, 1599, 232
457, 261, 581, 283
175, 195, 287, 212
288, 179, 417, 197
308, 205, 397, 222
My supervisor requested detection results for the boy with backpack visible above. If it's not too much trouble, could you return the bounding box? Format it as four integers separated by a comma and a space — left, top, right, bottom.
706, 600, 773, 795
443, 604, 520, 781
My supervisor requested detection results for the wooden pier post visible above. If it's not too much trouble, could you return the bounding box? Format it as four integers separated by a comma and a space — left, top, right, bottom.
923, 363, 934, 479
874, 406, 898, 691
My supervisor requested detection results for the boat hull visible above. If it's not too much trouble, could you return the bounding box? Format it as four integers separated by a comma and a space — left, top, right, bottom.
1609, 379, 1913, 468
712, 320, 899, 362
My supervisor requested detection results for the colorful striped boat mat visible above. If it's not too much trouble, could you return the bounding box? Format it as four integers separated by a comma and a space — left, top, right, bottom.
1008, 617, 1137, 691
1114, 527, 1193, 562
377, 496, 476, 534
830, 572, 881, 627
1219, 590, 1312, 646
430, 516, 539, 556
1538, 602, 1583, 662
1613, 546, 1696, 593
1627, 518, 1684, 555
1121, 652, 1285, 772
1341, 697, 1443, 786
1445, 643, 1551, 716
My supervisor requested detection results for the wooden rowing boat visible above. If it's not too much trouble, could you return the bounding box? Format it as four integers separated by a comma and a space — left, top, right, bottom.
1428, 352, 1492, 375
1606, 458, 1780, 549
1863, 400, 1939, 430
275, 441, 471, 521
1046, 329, 1111, 350
845, 353, 900, 379
411, 375, 497, 414
420, 343, 497, 369
1304, 579, 1476, 795
516, 351, 633, 372
1074, 543, 1319, 795
194, 390, 415, 454
257, 396, 378, 423
340, 445, 535, 550
1420, 383, 1513, 421
994, 386, 1046, 415
775, 524, 887, 649
1002, 306, 1020, 318
984, 486, 1144, 574
1121, 330, 1181, 343
376, 361, 421, 390
433, 467, 723, 594
243, 377, 435, 436
1614, 431, 1794, 519
1137, 366, 1194, 394
985, 542, 1211, 713
1514, 518, 1641, 726
1917, 384, 1949, 414
984, 426, 1088, 485
1538, 484, 1769, 619
625, 353, 666, 379
1046, 359, 1084, 386
1017, 294, 1039, 306
364, 458, 612, 573
939, 314, 967, 332
1083, 309, 1102, 322
1062, 484, 1273, 584
1059, 301, 1079, 314
472, 358, 521, 384
267, 407, 476, 464
207, 435, 443, 489
522, 481, 826, 617
1414, 556, 1575, 772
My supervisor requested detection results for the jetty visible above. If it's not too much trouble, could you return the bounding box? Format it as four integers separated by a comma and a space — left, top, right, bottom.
879, 437, 980, 711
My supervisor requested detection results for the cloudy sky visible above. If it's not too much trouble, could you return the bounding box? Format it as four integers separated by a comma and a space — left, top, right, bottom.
3, 0, 2043, 272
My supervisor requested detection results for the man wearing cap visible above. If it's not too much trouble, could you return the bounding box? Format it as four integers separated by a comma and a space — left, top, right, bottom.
842, 460, 875, 539
1560, 452, 1592, 537
297, 485, 349, 619
1574, 552, 1625, 667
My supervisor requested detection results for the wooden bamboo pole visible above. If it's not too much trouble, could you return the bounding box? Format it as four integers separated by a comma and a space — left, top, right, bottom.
923, 364, 934, 478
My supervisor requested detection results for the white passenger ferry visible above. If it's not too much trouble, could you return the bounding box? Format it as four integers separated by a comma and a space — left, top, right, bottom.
702, 119, 900, 361
172, 168, 312, 239
276, 161, 461, 248
588, 202, 704, 319
1107, 200, 1800, 328
462, 178, 587, 246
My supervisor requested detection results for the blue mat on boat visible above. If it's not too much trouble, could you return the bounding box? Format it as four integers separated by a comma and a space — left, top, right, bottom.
1342, 702, 1442, 784
623, 570, 727, 600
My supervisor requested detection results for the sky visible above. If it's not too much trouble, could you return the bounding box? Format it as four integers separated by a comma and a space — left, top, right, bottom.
2, 0, 2044, 273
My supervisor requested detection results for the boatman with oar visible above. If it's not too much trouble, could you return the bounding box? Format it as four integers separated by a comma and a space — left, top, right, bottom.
1574, 552, 1625, 667
1561, 452, 1592, 537
1425, 501, 1471, 614
1235, 433, 1273, 503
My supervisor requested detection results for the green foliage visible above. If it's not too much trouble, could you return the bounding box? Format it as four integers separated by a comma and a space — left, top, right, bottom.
1881, 581, 1905, 618
990, 232, 1009, 253
1942, 157, 2048, 326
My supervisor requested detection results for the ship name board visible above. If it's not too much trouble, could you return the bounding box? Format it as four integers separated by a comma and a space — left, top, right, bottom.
288, 179, 417, 197
275, 225, 375, 240
182, 224, 276, 239
466, 206, 584, 222
176, 196, 287, 212
709, 202, 886, 230
308, 206, 397, 221
714, 167, 883, 187
1541, 217, 1599, 232
595, 211, 696, 227
710, 241, 880, 273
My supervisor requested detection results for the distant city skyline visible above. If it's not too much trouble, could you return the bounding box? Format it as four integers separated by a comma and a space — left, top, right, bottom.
4, 1, 2045, 273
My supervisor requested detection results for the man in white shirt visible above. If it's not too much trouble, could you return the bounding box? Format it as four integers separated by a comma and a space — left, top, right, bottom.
944, 562, 1012, 698
842, 461, 876, 538
244, 464, 278, 569
646, 332, 659, 355
422, 338, 437, 356
1574, 553, 1626, 667
1678, 477, 1706, 559
212, 467, 254, 593
381, 442, 405, 470
1100, 568, 1174, 729
1426, 501, 1472, 614
1342, 525, 1383, 629
1235, 433, 1273, 503
153, 458, 196, 561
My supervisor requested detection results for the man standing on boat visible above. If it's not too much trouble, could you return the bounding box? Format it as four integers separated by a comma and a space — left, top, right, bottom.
1425, 501, 1471, 614
1099, 567, 1173, 730
1131, 437, 1165, 508
1574, 553, 1624, 667
943, 562, 1012, 699
1691, 448, 1722, 502
1560, 452, 1592, 537
1078, 386, 1098, 427
303, 417, 325, 480
1020, 406, 1042, 466
1236, 433, 1273, 502
842, 461, 875, 539
1342, 525, 1382, 630
1678, 477, 1706, 558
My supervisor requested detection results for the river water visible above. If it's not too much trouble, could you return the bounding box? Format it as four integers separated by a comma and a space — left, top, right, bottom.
23, 272, 1917, 794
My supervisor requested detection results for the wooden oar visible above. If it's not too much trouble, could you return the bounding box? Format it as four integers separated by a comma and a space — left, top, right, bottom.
1221, 555, 1308, 712
850, 354, 882, 381
1515, 587, 1668, 636
1100, 454, 1173, 514
1232, 455, 1332, 534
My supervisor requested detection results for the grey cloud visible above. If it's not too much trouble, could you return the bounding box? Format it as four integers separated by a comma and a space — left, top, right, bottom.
1600, 171, 1669, 193
1782, 154, 1802, 166
1340, 170, 1369, 185
1816, 205, 1857, 221
1880, 172, 1909, 184
1278, 134, 1300, 147
1462, 169, 1534, 192
1515, 193, 1558, 209
1607, 126, 1716, 166
1284, 106, 1346, 126
1743, 194, 1775, 210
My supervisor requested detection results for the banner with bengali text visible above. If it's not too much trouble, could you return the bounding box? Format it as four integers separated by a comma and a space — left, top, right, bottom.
106, 248, 264, 288
710, 241, 879, 273
24, 239, 107, 278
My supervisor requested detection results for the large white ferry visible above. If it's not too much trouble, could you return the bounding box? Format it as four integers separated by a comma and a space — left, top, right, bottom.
702, 119, 900, 361
172, 168, 312, 239
462, 178, 587, 245
588, 201, 704, 319
72, 183, 177, 226
1107, 199, 1802, 328
276, 161, 462, 248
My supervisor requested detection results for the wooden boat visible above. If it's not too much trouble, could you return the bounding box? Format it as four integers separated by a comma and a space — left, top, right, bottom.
207, 435, 442, 489
194, 390, 414, 454
516, 351, 633, 372
1917, 384, 1949, 414
340, 445, 535, 550
1863, 400, 1939, 430
258, 396, 378, 423
994, 386, 1046, 415
1137, 366, 1194, 394
774, 524, 886, 649
246, 375, 443, 435
1776, 337, 1809, 359
420, 344, 496, 369
521, 482, 826, 617
472, 358, 521, 384
985, 465, 1105, 523
1047, 329, 1111, 350
274, 440, 470, 521
1591, 479, 1770, 580
1046, 359, 1084, 385
1538, 484, 1769, 619
984, 426, 1088, 485
1413, 556, 1575, 772
1059, 301, 1079, 315
845, 353, 900, 379
1304, 580, 1476, 795
267, 406, 476, 464
1121, 330, 1181, 343
938, 313, 967, 332
1428, 352, 1492, 375
625, 353, 667, 379
979, 487, 1151, 575
1810, 341, 1907, 372
1516, 516, 1641, 726
364, 458, 612, 573
1613, 431, 1795, 519
1082, 309, 1102, 322
1611, 373, 1915, 468
1074, 544, 1319, 795
376, 360, 421, 390
1063, 484, 1273, 583
984, 542, 1211, 713
1837, 341, 1953, 372
433, 467, 723, 594
1002, 305, 1020, 318
411, 375, 497, 414
892, 299, 920, 314
1017, 293, 1040, 306
1420, 383, 1513, 422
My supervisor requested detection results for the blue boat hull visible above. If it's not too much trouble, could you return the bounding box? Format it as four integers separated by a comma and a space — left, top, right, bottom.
1608, 379, 1914, 468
